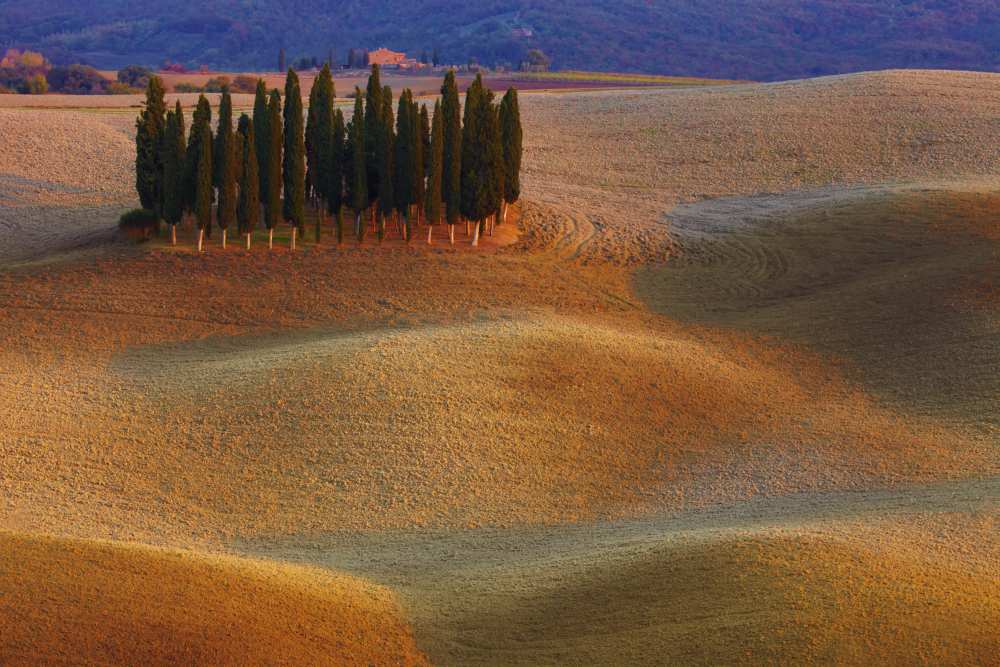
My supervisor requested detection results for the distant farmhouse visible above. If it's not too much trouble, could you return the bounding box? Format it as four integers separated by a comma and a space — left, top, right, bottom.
349, 47, 427, 70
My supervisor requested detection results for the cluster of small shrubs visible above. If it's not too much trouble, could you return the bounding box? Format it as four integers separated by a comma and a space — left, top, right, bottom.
174, 75, 258, 95
118, 208, 160, 240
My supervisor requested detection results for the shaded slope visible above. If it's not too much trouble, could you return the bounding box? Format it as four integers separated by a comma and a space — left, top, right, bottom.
0, 531, 428, 666
637, 187, 999, 430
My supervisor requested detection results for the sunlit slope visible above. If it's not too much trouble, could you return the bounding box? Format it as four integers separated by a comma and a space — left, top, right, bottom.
638, 188, 999, 430
0, 531, 428, 666
3, 307, 988, 542
423, 531, 1000, 666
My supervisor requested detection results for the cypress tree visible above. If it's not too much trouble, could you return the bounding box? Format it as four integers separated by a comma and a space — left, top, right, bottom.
376, 86, 395, 242
135, 75, 167, 221
346, 90, 367, 242
364, 64, 383, 208
183, 95, 212, 235
162, 101, 186, 245
461, 74, 500, 245
440, 70, 462, 230
420, 104, 431, 174
306, 64, 335, 241
195, 122, 213, 252
394, 89, 415, 241
283, 69, 305, 247
265, 89, 283, 248
328, 108, 346, 243
425, 99, 444, 243
237, 114, 260, 249
253, 79, 269, 206
215, 90, 237, 248
411, 95, 425, 221
214, 89, 233, 188
499, 87, 523, 225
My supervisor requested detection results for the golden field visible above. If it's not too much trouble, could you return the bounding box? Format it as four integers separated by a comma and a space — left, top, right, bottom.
0, 69, 997, 664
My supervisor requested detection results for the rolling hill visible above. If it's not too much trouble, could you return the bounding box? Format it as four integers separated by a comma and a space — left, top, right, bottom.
1, 0, 999, 80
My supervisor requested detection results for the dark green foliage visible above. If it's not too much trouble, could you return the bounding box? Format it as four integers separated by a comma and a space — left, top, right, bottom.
420, 104, 431, 175
393, 89, 415, 216
265, 89, 283, 230
253, 79, 269, 205
376, 87, 395, 224
410, 96, 425, 211
424, 99, 444, 225
117, 64, 151, 89
183, 94, 212, 216
346, 91, 367, 224
117, 208, 158, 238
237, 114, 260, 236
440, 70, 462, 226
214, 90, 233, 187
282, 69, 306, 230
195, 122, 213, 232
364, 64, 383, 205
134, 75, 166, 215
460, 74, 502, 223
327, 108, 346, 217
161, 102, 186, 227
48, 64, 107, 93
306, 63, 335, 202
499, 87, 523, 205
216, 93, 238, 233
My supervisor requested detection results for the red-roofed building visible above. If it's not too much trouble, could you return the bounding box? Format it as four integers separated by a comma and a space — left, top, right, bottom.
368, 48, 407, 67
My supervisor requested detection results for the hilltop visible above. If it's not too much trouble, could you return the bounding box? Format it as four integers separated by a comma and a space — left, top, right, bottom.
2, 0, 999, 80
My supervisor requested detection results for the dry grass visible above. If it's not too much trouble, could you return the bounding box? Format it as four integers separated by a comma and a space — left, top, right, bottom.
0, 69, 998, 665
0, 530, 428, 666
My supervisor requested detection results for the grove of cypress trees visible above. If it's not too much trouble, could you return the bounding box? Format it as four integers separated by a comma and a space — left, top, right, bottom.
237, 114, 260, 249
283, 69, 305, 248
425, 99, 444, 244
328, 108, 346, 243
184, 94, 212, 236
440, 70, 462, 233
376, 86, 395, 243
216, 90, 237, 248
499, 87, 523, 225
195, 122, 213, 252
135, 75, 167, 221
162, 101, 186, 245
346, 90, 367, 242
253, 79, 270, 209
265, 89, 283, 249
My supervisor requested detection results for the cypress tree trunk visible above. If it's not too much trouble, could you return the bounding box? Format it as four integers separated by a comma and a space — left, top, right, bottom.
197, 229, 204, 252
171, 224, 177, 246
449, 224, 455, 245
269, 228, 274, 249
246, 232, 251, 250
427, 224, 433, 245
291, 225, 297, 250
465, 220, 470, 236
222, 228, 227, 249
355, 211, 362, 243
472, 219, 480, 246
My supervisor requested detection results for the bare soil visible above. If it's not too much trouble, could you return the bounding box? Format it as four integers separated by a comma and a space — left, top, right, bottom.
0, 70, 998, 665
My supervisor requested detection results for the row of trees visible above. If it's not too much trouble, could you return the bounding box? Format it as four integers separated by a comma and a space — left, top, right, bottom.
135, 64, 522, 251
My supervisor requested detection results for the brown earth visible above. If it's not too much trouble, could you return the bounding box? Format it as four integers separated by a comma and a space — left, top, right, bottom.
0, 531, 428, 666
0, 70, 997, 664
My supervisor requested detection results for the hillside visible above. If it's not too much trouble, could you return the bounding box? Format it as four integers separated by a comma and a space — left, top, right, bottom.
1, 0, 999, 80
